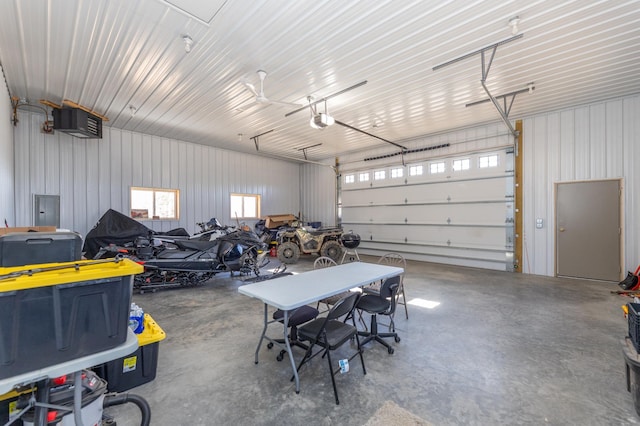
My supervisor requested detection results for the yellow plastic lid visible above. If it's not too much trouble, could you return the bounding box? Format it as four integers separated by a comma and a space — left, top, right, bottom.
0, 258, 143, 291
137, 313, 167, 346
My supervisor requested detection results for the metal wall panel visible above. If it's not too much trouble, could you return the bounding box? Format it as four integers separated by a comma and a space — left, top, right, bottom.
522, 94, 640, 276
623, 96, 640, 274
0, 82, 13, 226
299, 163, 337, 227
12, 110, 301, 238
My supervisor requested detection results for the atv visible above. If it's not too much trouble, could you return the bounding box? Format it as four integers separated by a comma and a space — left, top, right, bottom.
276, 226, 343, 264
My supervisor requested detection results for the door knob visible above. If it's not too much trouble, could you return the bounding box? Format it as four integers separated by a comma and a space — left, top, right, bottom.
559, 227, 565, 232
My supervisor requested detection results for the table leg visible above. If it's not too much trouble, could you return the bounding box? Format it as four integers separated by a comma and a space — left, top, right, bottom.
73, 371, 84, 426
254, 303, 269, 364
282, 310, 300, 393
33, 378, 50, 426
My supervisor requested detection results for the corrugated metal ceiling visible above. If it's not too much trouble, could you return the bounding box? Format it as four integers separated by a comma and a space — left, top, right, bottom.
1, 0, 639, 162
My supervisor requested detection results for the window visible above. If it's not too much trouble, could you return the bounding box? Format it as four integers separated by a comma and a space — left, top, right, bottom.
479, 154, 499, 168
345, 174, 355, 184
452, 158, 470, 171
374, 170, 386, 180
430, 162, 445, 174
391, 167, 403, 178
409, 165, 423, 176
359, 172, 370, 182
230, 193, 261, 219
131, 187, 179, 220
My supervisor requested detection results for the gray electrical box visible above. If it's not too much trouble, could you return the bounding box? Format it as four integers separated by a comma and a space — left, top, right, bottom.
34, 194, 60, 227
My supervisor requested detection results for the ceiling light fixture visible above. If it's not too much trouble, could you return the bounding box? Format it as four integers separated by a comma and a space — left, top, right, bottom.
508, 16, 521, 35
182, 35, 194, 53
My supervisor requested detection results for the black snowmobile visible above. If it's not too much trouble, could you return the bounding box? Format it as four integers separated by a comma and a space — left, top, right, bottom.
85, 209, 268, 292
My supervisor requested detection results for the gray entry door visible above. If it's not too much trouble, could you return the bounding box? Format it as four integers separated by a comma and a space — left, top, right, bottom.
555, 179, 621, 281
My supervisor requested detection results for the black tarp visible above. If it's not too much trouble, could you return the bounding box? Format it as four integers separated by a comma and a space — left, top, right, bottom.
82, 209, 189, 258
83, 209, 153, 259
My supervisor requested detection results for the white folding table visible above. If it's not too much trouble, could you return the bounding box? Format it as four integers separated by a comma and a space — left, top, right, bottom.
238, 262, 403, 393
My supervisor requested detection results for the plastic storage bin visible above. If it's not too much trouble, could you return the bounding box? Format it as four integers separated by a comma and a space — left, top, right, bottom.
622, 337, 640, 416
629, 303, 640, 352
0, 232, 82, 267
0, 388, 29, 425
94, 313, 166, 392
0, 258, 143, 379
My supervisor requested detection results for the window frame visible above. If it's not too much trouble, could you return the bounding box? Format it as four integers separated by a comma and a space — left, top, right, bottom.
429, 161, 445, 174
390, 167, 404, 178
409, 164, 424, 176
130, 186, 179, 220
374, 170, 386, 180
452, 158, 471, 172
479, 154, 499, 168
230, 193, 261, 220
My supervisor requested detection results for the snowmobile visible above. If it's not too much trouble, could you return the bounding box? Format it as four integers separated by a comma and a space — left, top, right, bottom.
95, 229, 269, 292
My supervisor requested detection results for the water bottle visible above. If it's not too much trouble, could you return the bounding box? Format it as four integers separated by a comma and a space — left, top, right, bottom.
129, 302, 145, 334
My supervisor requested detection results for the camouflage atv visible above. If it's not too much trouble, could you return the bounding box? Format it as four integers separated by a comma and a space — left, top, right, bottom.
276, 226, 343, 264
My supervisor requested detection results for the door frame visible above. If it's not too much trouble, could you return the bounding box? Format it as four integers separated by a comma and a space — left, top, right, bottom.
554, 178, 623, 281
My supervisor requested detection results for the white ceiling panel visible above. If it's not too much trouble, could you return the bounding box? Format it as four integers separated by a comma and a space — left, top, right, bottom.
1, 0, 639, 162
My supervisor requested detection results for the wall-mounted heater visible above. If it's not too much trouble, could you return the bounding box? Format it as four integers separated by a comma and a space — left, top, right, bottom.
53, 107, 102, 139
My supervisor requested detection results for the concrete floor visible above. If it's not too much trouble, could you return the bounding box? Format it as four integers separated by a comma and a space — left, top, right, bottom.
103, 255, 637, 426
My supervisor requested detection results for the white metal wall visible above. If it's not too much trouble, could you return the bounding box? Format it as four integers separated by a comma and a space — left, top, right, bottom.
12, 110, 301, 239
0, 79, 13, 227
299, 163, 338, 228
522, 94, 640, 276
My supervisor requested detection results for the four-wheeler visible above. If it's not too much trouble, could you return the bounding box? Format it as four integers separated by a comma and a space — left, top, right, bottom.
276, 226, 343, 264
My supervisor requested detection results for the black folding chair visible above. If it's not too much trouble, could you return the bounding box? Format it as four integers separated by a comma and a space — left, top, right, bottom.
295, 292, 365, 405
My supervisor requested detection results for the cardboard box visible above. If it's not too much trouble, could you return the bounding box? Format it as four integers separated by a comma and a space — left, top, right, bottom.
264, 214, 297, 229
0, 226, 56, 236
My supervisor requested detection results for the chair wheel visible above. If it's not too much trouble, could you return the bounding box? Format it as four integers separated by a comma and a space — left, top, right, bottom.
395, 336, 401, 343
276, 351, 285, 362
388, 347, 394, 354
267, 342, 274, 349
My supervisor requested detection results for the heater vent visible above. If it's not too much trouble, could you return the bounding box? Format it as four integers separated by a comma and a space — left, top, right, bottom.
53, 107, 103, 139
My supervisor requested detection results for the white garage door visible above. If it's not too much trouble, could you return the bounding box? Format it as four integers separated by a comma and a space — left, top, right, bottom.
340, 149, 514, 271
